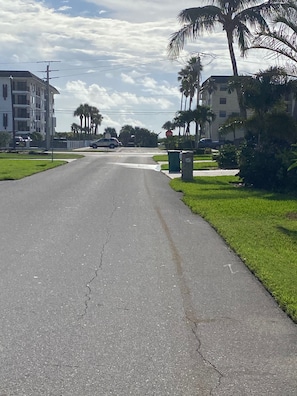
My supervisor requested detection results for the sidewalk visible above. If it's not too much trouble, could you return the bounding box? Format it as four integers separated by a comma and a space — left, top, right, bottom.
161, 168, 239, 179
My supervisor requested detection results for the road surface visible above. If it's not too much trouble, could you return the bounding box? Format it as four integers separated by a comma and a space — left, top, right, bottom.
0, 148, 296, 395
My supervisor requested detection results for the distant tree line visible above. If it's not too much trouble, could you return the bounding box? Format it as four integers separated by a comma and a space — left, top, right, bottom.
72, 103, 103, 136
119, 125, 158, 147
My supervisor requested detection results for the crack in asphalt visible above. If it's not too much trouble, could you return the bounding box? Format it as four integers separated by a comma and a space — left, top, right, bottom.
79, 199, 118, 319
143, 175, 223, 388
152, 199, 224, 394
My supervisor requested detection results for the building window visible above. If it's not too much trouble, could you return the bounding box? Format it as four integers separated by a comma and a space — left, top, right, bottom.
3, 113, 8, 128
220, 97, 227, 104
2, 84, 8, 100
219, 110, 227, 118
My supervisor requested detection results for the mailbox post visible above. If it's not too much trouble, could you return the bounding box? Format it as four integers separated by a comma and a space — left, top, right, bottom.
182, 151, 193, 181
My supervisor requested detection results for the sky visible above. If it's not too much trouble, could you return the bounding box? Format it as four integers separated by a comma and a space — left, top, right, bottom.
0, 0, 287, 137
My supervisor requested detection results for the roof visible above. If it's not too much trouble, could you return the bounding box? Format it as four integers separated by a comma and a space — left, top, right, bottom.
201, 75, 233, 86
0, 70, 59, 94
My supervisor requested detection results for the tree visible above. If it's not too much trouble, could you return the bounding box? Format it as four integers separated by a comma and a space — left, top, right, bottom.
90, 107, 103, 135
73, 104, 85, 133
168, 1, 281, 119
252, 1, 297, 66
230, 67, 297, 190
218, 113, 244, 141
104, 127, 117, 137
173, 106, 215, 141
178, 56, 202, 111
229, 67, 297, 144
168, 1, 279, 76
74, 104, 103, 135
162, 121, 175, 132
119, 125, 134, 146
71, 123, 80, 134
0, 131, 10, 148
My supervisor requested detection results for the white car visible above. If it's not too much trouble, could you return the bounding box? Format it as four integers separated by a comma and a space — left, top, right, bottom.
90, 138, 121, 149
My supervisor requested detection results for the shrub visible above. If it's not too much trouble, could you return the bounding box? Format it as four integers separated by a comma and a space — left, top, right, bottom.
0, 131, 10, 148
238, 142, 297, 191
217, 144, 239, 169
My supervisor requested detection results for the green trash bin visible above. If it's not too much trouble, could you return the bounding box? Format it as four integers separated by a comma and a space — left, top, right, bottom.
168, 150, 181, 173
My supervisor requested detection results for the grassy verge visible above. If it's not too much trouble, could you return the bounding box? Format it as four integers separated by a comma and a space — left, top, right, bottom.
161, 161, 218, 171
170, 176, 297, 323
0, 151, 83, 159
0, 159, 66, 180
153, 154, 213, 162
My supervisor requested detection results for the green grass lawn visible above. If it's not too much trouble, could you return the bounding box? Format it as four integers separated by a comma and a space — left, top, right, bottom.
153, 154, 213, 162
153, 154, 217, 171
170, 176, 297, 323
0, 151, 83, 159
0, 151, 83, 180
161, 161, 218, 171
0, 159, 66, 180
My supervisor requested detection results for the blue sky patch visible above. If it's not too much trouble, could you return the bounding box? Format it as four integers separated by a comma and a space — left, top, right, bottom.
38, 0, 109, 18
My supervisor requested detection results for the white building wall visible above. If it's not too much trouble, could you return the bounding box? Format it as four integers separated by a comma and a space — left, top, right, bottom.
0, 77, 14, 132
201, 76, 244, 142
0, 71, 58, 138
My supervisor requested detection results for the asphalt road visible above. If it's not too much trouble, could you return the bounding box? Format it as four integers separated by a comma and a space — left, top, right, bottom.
0, 148, 296, 395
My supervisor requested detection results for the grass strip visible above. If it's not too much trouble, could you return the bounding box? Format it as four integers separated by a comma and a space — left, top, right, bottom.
153, 154, 213, 162
0, 152, 83, 159
161, 161, 218, 171
0, 159, 66, 180
170, 176, 297, 323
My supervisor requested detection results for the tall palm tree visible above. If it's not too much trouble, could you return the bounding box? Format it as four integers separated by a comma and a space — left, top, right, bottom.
252, 1, 297, 66
73, 104, 85, 133
173, 106, 215, 140
168, 1, 280, 77
178, 56, 202, 111
89, 106, 103, 135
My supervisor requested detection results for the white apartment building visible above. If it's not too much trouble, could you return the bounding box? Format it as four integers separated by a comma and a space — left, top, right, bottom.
201, 75, 245, 142
0, 70, 59, 138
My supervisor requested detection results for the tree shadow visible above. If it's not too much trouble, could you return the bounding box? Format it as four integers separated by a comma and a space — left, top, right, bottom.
277, 225, 297, 242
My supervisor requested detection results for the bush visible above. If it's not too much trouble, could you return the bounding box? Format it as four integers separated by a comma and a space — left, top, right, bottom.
217, 144, 239, 169
238, 142, 297, 191
0, 131, 10, 148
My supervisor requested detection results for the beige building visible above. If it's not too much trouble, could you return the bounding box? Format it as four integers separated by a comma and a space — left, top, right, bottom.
201, 75, 244, 142
0, 70, 59, 138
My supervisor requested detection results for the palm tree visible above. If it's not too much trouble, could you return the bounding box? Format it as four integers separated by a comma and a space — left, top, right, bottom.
218, 113, 243, 141
178, 56, 202, 111
251, 1, 297, 66
228, 67, 297, 143
71, 122, 80, 135
74, 103, 91, 135
173, 106, 215, 141
89, 106, 103, 135
73, 104, 85, 133
168, 1, 280, 77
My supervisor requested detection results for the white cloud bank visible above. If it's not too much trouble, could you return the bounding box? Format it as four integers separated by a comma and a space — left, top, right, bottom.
0, 0, 284, 135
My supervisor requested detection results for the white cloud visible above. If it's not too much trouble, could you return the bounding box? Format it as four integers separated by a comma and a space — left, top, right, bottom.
0, 0, 284, 136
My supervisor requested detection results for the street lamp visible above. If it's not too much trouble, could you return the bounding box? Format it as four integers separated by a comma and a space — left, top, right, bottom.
9, 75, 15, 150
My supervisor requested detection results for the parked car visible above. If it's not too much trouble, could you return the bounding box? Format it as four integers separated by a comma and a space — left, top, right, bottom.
197, 138, 223, 149
90, 138, 121, 149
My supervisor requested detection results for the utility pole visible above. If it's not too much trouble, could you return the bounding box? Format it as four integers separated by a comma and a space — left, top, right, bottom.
194, 55, 201, 147
45, 64, 51, 151
38, 61, 59, 151
9, 75, 15, 150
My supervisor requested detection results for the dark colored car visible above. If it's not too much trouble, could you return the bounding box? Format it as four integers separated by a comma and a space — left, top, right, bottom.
90, 138, 121, 149
197, 138, 222, 149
